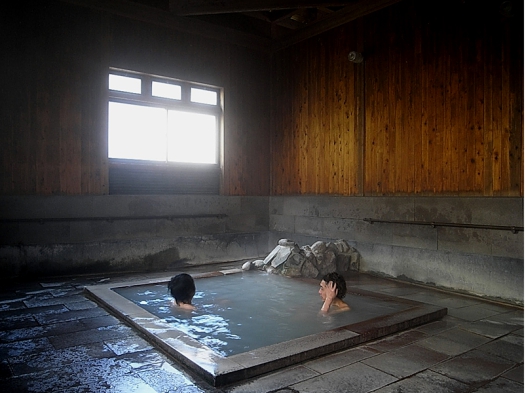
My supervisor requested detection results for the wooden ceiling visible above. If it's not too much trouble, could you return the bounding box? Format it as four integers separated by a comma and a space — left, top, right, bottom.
169, 1, 356, 38
61, 0, 403, 51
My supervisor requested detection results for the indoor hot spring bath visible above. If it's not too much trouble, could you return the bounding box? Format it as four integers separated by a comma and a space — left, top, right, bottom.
84, 269, 447, 387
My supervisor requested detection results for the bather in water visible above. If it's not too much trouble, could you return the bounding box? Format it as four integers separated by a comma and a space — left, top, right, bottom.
168, 273, 196, 311
318, 272, 350, 313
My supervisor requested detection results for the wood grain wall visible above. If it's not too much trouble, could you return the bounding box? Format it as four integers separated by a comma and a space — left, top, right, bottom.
270, 0, 523, 196
0, 0, 270, 196
1, 0, 522, 198
1, 2, 109, 195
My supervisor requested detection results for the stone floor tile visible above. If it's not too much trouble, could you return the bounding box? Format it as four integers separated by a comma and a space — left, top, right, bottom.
408, 291, 480, 308
0, 290, 33, 303
413, 315, 462, 335
502, 364, 524, 384
49, 287, 85, 296
364, 330, 428, 352
0, 337, 55, 358
349, 283, 398, 292
0, 312, 42, 331
9, 342, 115, 376
303, 346, 380, 374
3, 303, 68, 318
48, 324, 134, 350
471, 377, 524, 393
485, 310, 524, 327
447, 304, 504, 322
512, 328, 524, 337
1, 320, 91, 345
225, 365, 320, 393
104, 335, 153, 355
428, 295, 484, 310
397, 292, 456, 307
0, 300, 27, 313
62, 357, 141, 391
135, 361, 216, 393
117, 349, 167, 371
290, 362, 397, 393
34, 306, 109, 324
476, 302, 520, 314
371, 369, 471, 393
417, 327, 491, 357
0, 374, 36, 392
373, 286, 422, 297
462, 318, 524, 339
361, 343, 449, 378
477, 334, 524, 363
430, 349, 515, 385
64, 298, 100, 311
79, 314, 122, 329
24, 294, 82, 308
39, 281, 71, 288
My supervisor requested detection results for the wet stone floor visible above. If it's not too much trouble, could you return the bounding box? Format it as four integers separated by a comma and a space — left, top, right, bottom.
0, 263, 523, 393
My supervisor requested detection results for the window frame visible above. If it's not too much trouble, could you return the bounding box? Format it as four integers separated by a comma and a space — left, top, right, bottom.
108, 68, 223, 166
107, 68, 224, 195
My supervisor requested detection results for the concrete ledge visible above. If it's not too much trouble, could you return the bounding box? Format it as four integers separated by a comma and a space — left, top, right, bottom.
0, 232, 269, 279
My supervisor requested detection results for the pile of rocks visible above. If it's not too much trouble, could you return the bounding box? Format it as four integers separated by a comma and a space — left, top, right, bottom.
242, 239, 360, 279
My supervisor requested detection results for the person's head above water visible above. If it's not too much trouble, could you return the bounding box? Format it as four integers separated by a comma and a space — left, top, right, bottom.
168, 273, 196, 309
321, 272, 347, 299
319, 272, 349, 313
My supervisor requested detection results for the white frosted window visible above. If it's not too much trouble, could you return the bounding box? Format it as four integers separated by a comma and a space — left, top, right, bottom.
108, 102, 167, 161
109, 74, 141, 94
108, 70, 221, 165
191, 88, 217, 105
168, 111, 217, 164
152, 81, 181, 100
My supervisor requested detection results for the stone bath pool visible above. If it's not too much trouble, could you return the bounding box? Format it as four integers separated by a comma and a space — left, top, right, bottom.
84, 269, 447, 387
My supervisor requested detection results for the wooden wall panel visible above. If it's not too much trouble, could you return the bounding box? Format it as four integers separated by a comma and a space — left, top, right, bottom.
1, 0, 521, 198
0, 0, 270, 196
271, 25, 363, 195
1, 2, 109, 195
271, 0, 523, 196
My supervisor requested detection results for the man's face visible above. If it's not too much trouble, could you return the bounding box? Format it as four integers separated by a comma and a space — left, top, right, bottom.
318, 280, 329, 300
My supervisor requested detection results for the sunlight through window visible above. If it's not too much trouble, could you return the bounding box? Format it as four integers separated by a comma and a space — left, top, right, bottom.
152, 81, 181, 100
109, 74, 141, 94
108, 70, 221, 165
168, 111, 217, 164
191, 88, 217, 105
108, 102, 167, 161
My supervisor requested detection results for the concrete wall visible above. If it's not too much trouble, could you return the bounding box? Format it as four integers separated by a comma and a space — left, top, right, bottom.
269, 196, 524, 306
1, 195, 522, 305
0, 195, 269, 279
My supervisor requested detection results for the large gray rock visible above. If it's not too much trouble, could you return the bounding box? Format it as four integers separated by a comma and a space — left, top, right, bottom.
244, 239, 360, 279
301, 260, 320, 278
281, 252, 306, 277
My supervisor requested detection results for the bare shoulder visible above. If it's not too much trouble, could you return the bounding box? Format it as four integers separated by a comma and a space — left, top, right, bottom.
333, 299, 350, 312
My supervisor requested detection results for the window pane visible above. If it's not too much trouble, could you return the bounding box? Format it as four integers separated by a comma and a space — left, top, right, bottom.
167, 111, 217, 164
190, 88, 217, 105
152, 81, 181, 100
109, 74, 141, 94
108, 102, 167, 161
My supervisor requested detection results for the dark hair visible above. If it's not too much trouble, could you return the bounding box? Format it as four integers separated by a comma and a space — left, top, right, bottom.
168, 273, 196, 305
322, 272, 347, 299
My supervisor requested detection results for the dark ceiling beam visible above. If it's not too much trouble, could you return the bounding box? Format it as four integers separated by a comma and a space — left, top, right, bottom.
58, 0, 272, 52
272, 0, 403, 51
169, 0, 355, 15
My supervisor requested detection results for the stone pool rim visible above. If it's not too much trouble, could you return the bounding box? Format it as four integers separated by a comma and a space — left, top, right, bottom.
84, 269, 447, 387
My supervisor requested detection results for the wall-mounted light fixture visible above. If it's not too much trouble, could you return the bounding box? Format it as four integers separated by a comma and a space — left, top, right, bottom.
348, 51, 364, 63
